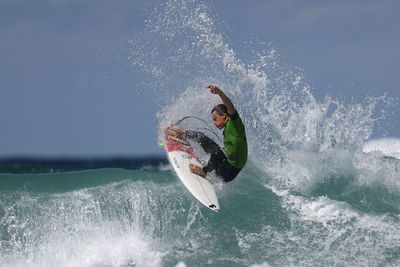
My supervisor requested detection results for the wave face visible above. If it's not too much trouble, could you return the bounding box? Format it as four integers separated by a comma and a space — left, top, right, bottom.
2, 0, 400, 266
1, 162, 399, 266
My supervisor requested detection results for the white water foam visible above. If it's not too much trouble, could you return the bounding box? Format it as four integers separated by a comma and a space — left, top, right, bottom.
0, 181, 170, 267
2, 230, 163, 267
239, 184, 400, 266
363, 138, 400, 159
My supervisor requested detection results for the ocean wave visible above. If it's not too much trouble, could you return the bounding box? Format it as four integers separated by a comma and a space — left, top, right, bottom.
363, 138, 400, 159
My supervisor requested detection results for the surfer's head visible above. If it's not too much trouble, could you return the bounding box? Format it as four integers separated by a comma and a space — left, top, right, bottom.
211, 104, 228, 129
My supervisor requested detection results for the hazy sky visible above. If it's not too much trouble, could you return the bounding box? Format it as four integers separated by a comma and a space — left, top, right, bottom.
1, 0, 399, 157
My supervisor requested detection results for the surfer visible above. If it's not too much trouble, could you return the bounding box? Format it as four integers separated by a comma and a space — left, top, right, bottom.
171, 85, 247, 182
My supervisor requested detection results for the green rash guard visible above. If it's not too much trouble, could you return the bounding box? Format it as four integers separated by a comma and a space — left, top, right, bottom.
223, 112, 248, 169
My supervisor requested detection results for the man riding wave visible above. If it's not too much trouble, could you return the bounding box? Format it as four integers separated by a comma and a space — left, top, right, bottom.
170, 85, 247, 182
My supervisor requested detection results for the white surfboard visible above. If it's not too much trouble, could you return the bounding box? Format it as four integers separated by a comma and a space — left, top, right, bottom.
164, 127, 220, 212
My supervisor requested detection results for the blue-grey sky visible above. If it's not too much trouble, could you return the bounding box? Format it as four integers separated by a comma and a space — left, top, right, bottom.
1, 0, 399, 157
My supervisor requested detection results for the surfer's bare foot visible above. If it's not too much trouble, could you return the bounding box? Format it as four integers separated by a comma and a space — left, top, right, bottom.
189, 164, 206, 178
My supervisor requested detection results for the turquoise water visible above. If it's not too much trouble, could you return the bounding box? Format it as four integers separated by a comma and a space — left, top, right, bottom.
1, 156, 399, 266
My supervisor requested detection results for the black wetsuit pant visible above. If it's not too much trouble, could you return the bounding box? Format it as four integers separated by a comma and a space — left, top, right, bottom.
183, 130, 241, 182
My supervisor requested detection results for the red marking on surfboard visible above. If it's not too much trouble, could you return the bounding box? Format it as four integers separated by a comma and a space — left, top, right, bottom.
164, 127, 198, 160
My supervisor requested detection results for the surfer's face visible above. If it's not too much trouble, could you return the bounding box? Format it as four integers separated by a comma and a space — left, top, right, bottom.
211, 111, 228, 129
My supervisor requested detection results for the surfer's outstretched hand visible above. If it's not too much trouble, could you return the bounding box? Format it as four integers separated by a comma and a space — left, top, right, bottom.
206, 85, 222, 95
206, 85, 237, 115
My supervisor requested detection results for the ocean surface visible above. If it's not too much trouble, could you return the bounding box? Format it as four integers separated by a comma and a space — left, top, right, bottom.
1, 152, 399, 267
3, 0, 400, 266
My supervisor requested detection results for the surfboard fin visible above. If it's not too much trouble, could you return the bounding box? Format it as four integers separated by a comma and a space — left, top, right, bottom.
208, 204, 220, 212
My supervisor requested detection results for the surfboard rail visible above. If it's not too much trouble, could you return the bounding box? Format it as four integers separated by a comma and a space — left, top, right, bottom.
164, 126, 220, 212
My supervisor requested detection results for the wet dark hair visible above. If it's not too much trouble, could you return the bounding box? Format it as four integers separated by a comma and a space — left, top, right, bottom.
211, 104, 227, 115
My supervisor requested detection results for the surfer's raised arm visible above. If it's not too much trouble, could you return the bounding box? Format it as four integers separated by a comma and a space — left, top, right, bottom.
206, 85, 237, 115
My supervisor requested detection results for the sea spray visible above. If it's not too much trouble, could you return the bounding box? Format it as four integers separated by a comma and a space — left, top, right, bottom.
129, 0, 396, 192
